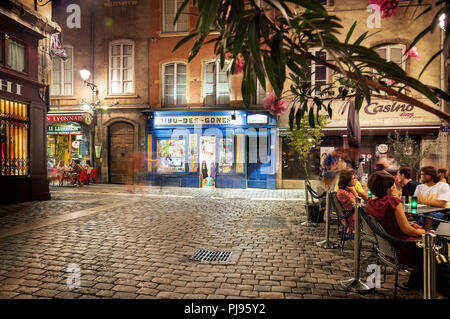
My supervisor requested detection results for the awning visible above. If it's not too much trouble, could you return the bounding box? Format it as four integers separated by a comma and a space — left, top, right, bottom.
322, 126, 441, 136
278, 126, 441, 137
46, 112, 92, 125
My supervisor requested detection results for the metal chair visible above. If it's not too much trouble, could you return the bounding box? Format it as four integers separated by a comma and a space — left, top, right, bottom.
306, 185, 326, 223
329, 192, 355, 251
359, 208, 420, 299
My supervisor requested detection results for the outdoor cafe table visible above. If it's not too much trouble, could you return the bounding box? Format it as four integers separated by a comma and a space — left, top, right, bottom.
402, 204, 449, 215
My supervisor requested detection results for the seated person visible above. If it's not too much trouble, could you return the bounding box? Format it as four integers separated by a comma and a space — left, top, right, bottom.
336, 168, 358, 233
334, 169, 369, 201
56, 160, 68, 185
366, 171, 426, 289
397, 167, 419, 198
414, 166, 450, 208
83, 160, 93, 176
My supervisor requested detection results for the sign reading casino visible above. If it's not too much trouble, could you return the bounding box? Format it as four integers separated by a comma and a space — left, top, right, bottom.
338, 101, 415, 118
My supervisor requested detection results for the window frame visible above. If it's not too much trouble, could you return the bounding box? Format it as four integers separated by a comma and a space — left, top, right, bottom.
2, 34, 28, 74
50, 46, 74, 97
162, 62, 188, 107
0, 33, 4, 66
108, 39, 135, 96
203, 59, 231, 106
252, 78, 266, 106
374, 44, 407, 71
307, 48, 328, 96
162, 0, 189, 33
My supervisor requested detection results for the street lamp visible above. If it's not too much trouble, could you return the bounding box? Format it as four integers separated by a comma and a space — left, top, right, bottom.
80, 66, 98, 93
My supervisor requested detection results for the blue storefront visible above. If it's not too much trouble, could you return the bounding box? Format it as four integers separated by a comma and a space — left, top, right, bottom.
145, 110, 277, 189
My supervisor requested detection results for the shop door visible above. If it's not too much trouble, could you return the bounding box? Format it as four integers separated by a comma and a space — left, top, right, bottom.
247, 130, 269, 188
109, 122, 134, 184
199, 136, 216, 187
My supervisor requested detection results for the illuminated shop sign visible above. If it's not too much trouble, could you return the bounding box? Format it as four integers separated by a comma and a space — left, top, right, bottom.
155, 116, 234, 126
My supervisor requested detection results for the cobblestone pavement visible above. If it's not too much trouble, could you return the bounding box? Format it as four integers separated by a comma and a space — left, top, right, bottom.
0, 185, 425, 299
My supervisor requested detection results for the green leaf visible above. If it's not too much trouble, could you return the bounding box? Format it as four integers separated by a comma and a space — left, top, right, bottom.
172, 31, 200, 53
248, 17, 262, 63
428, 85, 450, 102
174, 0, 190, 25
341, 88, 348, 101
308, 107, 315, 128
296, 102, 302, 129
355, 95, 364, 111
313, 97, 321, 109
345, 21, 357, 44
353, 31, 368, 46
264, 53, 281, 97
289, 103, 295, 131
270, 34, 286, 99
199, 0, 220, 37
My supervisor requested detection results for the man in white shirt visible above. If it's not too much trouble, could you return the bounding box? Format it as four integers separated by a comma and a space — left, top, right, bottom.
414, 166, 450, 208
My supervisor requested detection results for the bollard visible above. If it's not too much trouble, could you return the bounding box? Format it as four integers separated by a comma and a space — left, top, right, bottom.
422, 232, 437, 299
340, 198, 372, 293
316, 187, 339, 249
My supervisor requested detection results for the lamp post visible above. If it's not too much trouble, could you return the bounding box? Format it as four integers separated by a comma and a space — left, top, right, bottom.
79, 67, 99, 173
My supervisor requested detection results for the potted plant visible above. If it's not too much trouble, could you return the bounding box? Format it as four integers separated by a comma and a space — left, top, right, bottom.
287, 108, 329, 224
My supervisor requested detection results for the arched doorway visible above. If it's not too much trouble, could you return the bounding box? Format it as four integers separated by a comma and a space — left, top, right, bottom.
109, 122, 134, 184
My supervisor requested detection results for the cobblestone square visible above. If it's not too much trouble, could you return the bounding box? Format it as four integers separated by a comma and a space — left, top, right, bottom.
0, 185, 426, 299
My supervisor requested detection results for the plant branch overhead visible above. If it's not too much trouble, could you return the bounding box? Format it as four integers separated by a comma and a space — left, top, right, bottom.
174, 0, 450, 124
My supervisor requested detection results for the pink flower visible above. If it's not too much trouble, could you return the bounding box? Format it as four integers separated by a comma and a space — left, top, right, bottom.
406, 46, 420, 60
233, 56, 245, 74
369, 0, 399, 18
385, 79, 395, 85
263, 91, 288, 115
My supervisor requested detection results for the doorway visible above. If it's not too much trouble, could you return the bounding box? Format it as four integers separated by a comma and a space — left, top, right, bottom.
109, 122, 134, 184
199, 136, 216, 187
247, 130, 269, 188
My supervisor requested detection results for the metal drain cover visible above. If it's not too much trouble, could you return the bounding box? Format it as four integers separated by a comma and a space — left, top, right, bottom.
190, 249, 232, 262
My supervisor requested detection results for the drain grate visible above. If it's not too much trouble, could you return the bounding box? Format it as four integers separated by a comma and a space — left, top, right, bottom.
190, 249, 232, 262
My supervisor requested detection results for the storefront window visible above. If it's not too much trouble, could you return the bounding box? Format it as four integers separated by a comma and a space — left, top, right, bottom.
1, 99, 29, 176
219, 137, 233, 173
156, 139, 185, 172
282, 136, 321, 180
46, 122, 89, 165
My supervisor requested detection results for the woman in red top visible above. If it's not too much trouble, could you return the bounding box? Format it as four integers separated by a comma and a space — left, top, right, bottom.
366, 171, 426, 289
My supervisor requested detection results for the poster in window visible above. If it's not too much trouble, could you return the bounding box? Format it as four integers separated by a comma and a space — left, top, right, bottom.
157, 139, 185, 173
219, 138, 233, 173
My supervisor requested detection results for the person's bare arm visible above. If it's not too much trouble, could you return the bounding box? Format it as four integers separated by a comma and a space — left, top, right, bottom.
418, 195, 447, 208
357, 190, 369, 201
394, 203, 425, 237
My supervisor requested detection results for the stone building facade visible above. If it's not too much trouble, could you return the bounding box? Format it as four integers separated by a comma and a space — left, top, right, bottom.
50, 0, 150, 183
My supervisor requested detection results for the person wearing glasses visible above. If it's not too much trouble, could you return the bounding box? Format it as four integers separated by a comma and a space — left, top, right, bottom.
335, 168, 360, 235
414, 166, 450, 208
